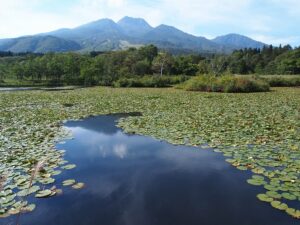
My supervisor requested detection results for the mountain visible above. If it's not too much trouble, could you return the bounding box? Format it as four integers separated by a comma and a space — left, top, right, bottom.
47, 19, 127, 51
117, 16, 152, 37
0, 17, 267, 54
140, 24, 229, 53
0, 35, 81, 53
212, 33, 266, 49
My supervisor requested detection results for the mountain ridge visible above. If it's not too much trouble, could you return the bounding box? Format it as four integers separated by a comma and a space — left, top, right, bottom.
0, 17, 267, 54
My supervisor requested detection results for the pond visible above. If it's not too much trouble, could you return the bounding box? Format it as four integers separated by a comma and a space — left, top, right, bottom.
1, 115, 298, 225
0, 86, 80, 92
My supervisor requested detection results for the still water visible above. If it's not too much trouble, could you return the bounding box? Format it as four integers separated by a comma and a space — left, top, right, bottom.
2, 115, 298, 225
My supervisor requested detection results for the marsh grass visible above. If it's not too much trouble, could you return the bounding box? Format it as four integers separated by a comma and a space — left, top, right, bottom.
179, 75, 270, 93
0, 175, 7, 192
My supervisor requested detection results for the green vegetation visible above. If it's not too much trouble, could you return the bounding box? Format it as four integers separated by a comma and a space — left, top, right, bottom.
0, 87, 300, 218
1, 45, 300, 88
0, 45, 201, 87
179, 75, 270, 93
224, 45, 300, 75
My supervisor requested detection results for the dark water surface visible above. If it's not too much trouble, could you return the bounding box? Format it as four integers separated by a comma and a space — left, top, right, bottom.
0, 86, 80, 92
2, 115, 298, 225
0, 87, 37, 92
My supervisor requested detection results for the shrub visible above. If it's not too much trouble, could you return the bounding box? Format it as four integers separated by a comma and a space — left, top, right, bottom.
113, 75, 190, 88
180, 75, 270, 93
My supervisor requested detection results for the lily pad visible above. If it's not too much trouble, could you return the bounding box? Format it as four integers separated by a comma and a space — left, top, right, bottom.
257, 194, 273, 203
62, 164, 76, 170
62, 179, 76, 186
72, 182, 85, 190
35, 190, 53, 198
270, 201, 288, 211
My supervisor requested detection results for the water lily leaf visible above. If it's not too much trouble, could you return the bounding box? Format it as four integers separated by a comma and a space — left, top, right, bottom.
17, 186, 40, 197
257, 194, 273, 203
266, 191, 281, 199
35, 190, 53, 198
63, 179, 76, 186
22, 204, 36, 212
8, 208, 20, 215
72, 182, 85, 190
286, 208, 300, 219
62, 164, 76, 170
247, 179, 265, 186
40, 177, 55, 185
282, 193, 297, 201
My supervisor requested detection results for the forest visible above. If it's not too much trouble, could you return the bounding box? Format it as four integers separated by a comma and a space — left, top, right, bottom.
0, 44, 299, 87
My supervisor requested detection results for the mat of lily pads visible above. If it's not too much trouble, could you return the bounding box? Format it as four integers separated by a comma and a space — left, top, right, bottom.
0, 87, 299, 219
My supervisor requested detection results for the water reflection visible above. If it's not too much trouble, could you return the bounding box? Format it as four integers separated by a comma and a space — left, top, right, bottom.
2, 115, 297, 225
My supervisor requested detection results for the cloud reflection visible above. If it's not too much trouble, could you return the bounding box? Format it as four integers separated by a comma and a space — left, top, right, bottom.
113, 144, 128, 159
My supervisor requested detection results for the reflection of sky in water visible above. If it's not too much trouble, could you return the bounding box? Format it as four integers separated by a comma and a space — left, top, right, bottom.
69, 127, 129, 159
3, 115, 297, 225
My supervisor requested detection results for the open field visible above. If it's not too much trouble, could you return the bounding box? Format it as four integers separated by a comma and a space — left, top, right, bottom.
0, 87, 300, 218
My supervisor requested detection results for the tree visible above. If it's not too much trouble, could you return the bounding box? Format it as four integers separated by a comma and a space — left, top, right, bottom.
152, 52, 173, 76
209, 55, 228, 76
133, 59, 151, 75
138, 45, 158, 63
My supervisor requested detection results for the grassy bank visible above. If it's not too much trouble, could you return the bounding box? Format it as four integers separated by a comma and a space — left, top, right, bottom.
0, 87, 300, 218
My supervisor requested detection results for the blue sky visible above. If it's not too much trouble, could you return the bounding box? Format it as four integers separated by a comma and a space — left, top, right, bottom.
1, 0, 300, 46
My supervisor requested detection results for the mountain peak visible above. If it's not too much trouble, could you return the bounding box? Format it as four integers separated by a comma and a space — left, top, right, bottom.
78, 18, 117, 29
118, 16, 150, 26
117, 16, 152, 36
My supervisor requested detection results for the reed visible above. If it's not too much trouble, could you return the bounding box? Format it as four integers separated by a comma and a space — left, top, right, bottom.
15, 160, 46, 225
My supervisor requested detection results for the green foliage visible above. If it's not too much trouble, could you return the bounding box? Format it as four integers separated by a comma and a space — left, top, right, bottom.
226, 45, 295, 75
180, 75, 270, 93
273, 49, 300, 74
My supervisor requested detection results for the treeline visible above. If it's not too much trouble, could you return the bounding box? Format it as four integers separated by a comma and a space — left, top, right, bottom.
0, 44, 299, 87
220, 45, 300, 75
0, 51, 43, 57
198, 45, 300, 75
0, 45, 203, 86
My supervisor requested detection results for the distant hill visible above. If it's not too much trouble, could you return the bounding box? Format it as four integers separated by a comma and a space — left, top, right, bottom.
0, 17, 268, 54
212, 33, 266, 49
0, 36, 81, 53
